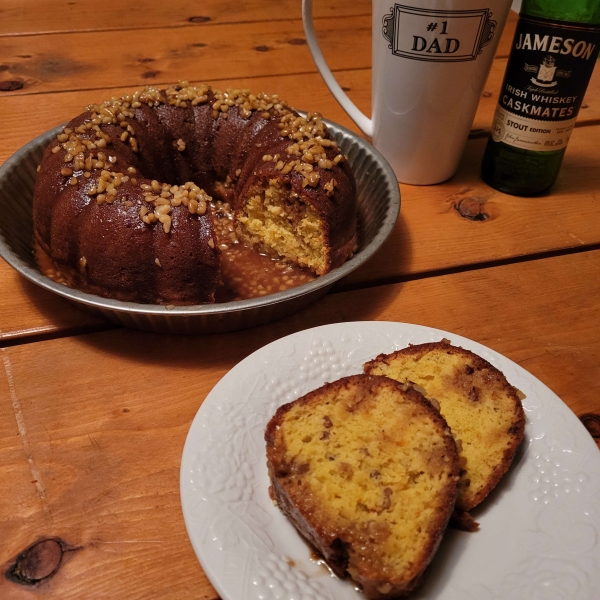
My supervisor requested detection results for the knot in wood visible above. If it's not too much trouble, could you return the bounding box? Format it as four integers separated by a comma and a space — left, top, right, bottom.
5, 538, 72, 586
454, 197, 489, 221
580, 413, 600, 439
0, 80, 24, 91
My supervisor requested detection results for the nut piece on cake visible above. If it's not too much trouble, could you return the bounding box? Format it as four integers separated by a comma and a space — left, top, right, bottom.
265, 374, 460, 599
364, 341, 526, 527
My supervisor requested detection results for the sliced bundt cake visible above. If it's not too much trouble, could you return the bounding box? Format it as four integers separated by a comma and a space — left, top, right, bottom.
33, 83, 357, 304
265, 374, 460, 599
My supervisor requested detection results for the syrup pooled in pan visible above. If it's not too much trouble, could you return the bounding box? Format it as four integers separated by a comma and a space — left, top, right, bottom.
211, 201, 316, 301
36, 200, 316, 303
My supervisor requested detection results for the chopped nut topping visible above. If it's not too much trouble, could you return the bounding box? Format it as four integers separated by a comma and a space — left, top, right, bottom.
49, 82, 342, 241
140, 180, 211, 231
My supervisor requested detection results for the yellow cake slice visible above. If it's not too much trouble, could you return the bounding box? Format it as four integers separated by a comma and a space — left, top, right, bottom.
265, 374, 459, 599
364, 341, 525, 520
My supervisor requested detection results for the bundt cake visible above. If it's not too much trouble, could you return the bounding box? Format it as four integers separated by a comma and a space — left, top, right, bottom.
33, 83, 357, 304
265, 374, 460, 599
363, 341, 526, 523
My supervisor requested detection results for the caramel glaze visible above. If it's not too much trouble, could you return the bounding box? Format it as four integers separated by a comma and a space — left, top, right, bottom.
36, 199, 316, 303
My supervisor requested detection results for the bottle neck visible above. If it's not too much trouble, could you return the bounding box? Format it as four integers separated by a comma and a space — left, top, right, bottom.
522, 0, 600, 25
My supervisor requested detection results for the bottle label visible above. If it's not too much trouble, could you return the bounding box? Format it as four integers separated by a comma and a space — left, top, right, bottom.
491, 15, 600, 151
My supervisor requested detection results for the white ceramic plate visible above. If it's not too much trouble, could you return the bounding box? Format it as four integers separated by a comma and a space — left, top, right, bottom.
180, 321, 600, 600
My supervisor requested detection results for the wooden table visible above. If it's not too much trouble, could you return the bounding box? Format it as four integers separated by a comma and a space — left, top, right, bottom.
1, 1, 599, 598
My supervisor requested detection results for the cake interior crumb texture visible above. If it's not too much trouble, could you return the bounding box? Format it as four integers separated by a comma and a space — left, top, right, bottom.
238, 179, 327, 274
364, 343, 525, 512
266, 375, 459, 598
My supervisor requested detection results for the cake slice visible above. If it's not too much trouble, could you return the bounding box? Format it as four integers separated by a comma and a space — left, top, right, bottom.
364, 341, 525, 523
265, 374, 459, 599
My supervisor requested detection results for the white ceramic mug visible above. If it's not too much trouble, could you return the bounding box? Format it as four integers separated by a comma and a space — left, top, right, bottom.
303, 0, 513, 184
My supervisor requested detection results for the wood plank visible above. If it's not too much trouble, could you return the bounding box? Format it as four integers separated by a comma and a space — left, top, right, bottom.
0, 271, 111, 343
1, 7, 598, 342
0, 4, 518, 56
5, 60, 600, 168
2, 116, 600, 341
0, 0, 371, 36
0, 9, 521, 98
6, 52, 600, 167
344, 123, 600, 286
0, 248, 598, 599
0, 16, 370, 96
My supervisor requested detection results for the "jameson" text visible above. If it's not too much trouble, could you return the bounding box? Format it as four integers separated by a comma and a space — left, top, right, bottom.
515, 33, 596, 59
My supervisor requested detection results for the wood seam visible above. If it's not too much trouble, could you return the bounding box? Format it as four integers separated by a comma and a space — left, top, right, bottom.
1, 348, 51, 516
333, 244, 600, 295
0, 13, 372, 39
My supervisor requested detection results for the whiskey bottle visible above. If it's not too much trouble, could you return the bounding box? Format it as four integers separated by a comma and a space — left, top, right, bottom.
481, 0, 600, 195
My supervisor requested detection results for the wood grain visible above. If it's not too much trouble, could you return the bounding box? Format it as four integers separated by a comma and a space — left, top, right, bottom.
0, 9, 522, 99
343, 126, 600, 286
0, 4, 516, 48
1, 248, 598, 599
0, 0, 371, 36
0, 15, 370, 96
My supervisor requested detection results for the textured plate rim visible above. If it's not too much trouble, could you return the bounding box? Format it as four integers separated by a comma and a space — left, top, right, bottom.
0, 116, 399, 317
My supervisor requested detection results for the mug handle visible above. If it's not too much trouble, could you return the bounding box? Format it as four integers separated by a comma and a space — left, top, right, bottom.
302, 0, 374, 137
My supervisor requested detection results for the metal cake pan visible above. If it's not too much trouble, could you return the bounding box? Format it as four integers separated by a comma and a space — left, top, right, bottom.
0, 116, 400, 335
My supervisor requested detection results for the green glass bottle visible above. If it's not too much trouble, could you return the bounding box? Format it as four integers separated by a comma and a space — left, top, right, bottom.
481, 0, 600, 195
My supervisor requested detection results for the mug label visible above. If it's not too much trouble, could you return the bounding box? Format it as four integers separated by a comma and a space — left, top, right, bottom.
382, 4, 497, 61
